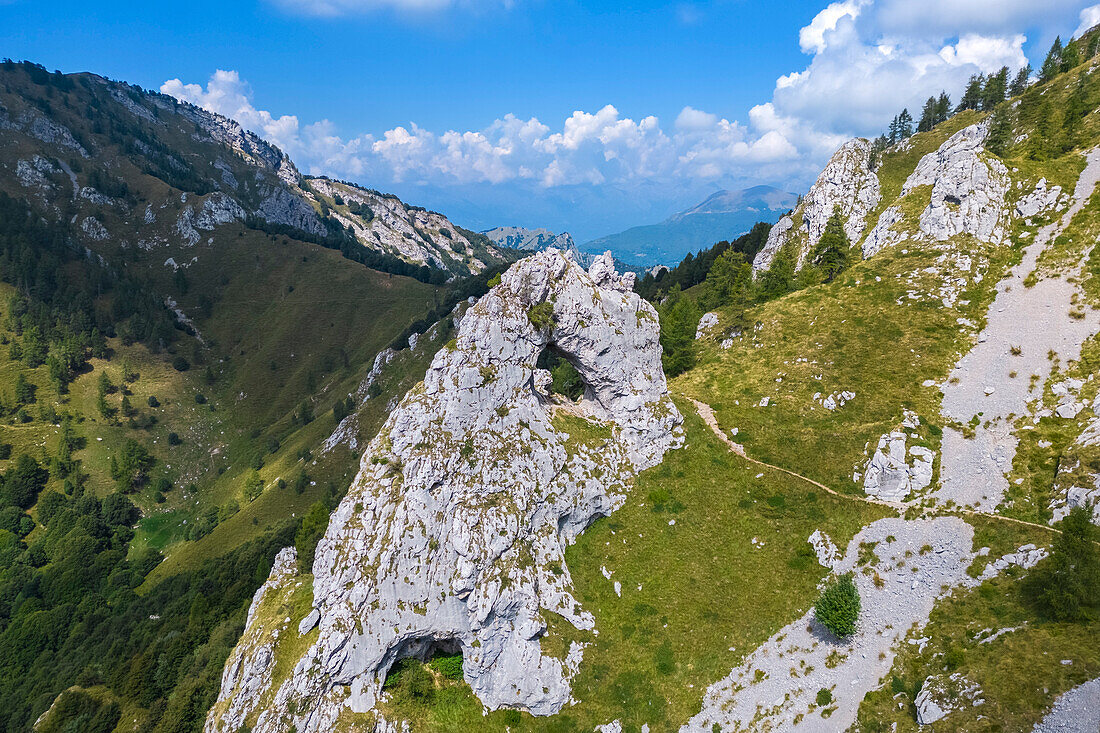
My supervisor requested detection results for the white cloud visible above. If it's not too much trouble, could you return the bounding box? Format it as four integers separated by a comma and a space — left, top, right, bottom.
873, 0, 1083, 38
161, 71, 819, 191
1076, 4, 1100, 37
770, 1, 1035, 139
800, 0, 867, 54
938, 33, 1027, 68
162, 0, 1086, 231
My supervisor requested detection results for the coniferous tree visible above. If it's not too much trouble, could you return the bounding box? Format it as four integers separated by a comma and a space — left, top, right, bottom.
759, 243, 798, 301
898, 108, 913, 139
1010, 65, 1032, 96
981, 66, 1009, 110
957, 74, 985, 111
1061, 39, 1081, 72
1022, 507, 1100, 622
917, 96, 937, 132
1041, 36, 1063, 82
935, 91, 952, 123
809, 209, 852, 283
985, 107, 1013, 157
658, 287, 700, 377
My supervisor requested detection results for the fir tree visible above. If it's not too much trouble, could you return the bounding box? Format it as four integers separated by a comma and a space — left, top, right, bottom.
759, 243, 798, 301
1023, 507, 1100, 622
1041, 36, 1063, 82
1061, 39, 1081, 72
957, 74, 985, 111
935, 91, 952, 123
809, 209, 852, 283
658, 288, 700, 377
917, 96, 937, 132
981, 66, 1009, 110
1009, 65, 1031, 96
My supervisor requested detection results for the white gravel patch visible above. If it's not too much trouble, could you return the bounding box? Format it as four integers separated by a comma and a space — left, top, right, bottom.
1032, 677, 1100, 733
682, 517, 975, 733
937, 148, 1100, 512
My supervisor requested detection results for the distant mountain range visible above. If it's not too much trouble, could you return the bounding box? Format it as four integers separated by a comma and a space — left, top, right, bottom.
481, 225, 643, 274
582, 185, 798, 266
481, 226, 577, 253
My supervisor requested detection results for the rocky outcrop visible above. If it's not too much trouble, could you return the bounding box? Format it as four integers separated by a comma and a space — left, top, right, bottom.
752, 139, 880, 273
206, 251, 683, 732
859, 412, 934, 502
207, 548, 300, 732
902, 122, 1009, 244
1016, 178, 1064, 219
751, 213, 795, 273
482, 226, 576, 253
914, 673, 984, 725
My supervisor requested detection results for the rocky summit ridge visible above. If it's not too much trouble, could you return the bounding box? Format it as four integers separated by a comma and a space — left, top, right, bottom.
205, 251, 683, 732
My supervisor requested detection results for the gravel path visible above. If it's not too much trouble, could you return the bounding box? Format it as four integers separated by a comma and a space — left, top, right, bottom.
682, 517, 975, 733
1032, 677, 1100, 733
936, 148, 1100, 512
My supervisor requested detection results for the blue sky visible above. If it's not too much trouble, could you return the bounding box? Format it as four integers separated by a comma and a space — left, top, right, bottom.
2, 0, 1098, 240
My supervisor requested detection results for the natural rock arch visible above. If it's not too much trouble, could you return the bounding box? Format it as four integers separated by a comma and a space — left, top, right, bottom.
205, 250, 682, 733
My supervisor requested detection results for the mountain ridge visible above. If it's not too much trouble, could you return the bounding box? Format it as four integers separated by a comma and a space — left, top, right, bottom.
583, 184, 797, 266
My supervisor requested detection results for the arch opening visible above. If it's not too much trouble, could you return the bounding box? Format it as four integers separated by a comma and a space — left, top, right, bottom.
536, 343, 586, 402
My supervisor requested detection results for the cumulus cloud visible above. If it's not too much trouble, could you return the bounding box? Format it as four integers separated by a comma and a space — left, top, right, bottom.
1076, 4, 1100, 37
162, 71, 813, 190
770, 1, 1035, 137
800, 0, 867, 54
163, 0, 1084, 225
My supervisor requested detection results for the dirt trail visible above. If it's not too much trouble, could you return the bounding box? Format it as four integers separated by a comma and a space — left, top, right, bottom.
688, 397, 1061, 537
937, 148, 1100, 512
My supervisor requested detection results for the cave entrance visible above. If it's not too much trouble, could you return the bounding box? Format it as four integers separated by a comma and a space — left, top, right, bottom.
381, 637, 465, 698
536, 343, 586, 402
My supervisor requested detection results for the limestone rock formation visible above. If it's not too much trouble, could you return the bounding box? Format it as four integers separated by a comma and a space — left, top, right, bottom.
902, 122, 1009, 244
914, 673, 984, 725
752, 139, 880, 273
860, 426, 935, 503
205, 250, 683, 732
1015, 178, 1064, 219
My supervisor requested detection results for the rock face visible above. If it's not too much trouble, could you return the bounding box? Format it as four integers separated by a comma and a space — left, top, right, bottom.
902, 122, 1009, 244
208, 548, 301, 733
206, 250, 683, 732
752, 139, 880, 273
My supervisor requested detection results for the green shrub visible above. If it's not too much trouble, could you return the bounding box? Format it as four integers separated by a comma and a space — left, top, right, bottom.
814, 573, 860, 637
816, 688, 832, 706
429, 653, 464, 680
172, 355, 190, 371
527, 301, 555, 331
1022, 506, 1100, 621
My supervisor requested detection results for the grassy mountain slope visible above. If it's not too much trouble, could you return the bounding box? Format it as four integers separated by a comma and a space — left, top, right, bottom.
0, 60, 490, 731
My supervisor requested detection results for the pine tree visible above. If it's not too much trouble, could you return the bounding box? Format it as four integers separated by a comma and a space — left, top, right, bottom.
1022, 507, 1100, 622
1061, 39, 1081, 72
985, 107, 1013, 157
809, 209, 852, 283
957, 74, 985, 112
934, 91, 952, 124
917, 96, 937, 132
1009, 65, 1031, 96
759, 243, 797, 301
1041, 36, 1063, 82
658, 289, 700, 377
981, 66, 1009, 110
897, 108, 913, 139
